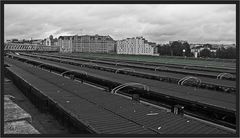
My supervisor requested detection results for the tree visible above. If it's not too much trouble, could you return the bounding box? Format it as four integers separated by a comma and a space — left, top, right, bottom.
203, 44, 212, 49
170, 41, 183, 56
216, 47, 236, 59
226, 47, 236, 59
158, 44, 171, 56
158, 41, 192, 57
170, 41, 191, 57
182, 42, 191, 57
199, 49, 211, 58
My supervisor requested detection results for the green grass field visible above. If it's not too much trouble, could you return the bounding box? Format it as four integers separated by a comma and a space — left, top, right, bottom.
61, 52, 236, 69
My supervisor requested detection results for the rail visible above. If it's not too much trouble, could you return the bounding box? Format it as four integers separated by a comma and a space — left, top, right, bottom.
111, 82, 149, 94
61, 70, 88, 76
154, 66, 169, 71
178, 76, 201, 86
217, 73, 233, 80
115, 68, 135, 74
81, 62, 98, 67
6, 53, 236, 129
16, 53, 236, 93
154, 66, 161, 71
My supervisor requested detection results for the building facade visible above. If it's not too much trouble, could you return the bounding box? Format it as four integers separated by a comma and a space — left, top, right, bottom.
58, 36, 73, 53
45, 38, 51, 46
58, 34, 115, 53
44, 35, 58, 46
117, 37, 159, 56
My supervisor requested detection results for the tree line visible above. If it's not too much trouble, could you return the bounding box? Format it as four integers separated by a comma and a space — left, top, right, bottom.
158, 41, 192, 57
157, 41, 236, 59
199, 47, 236, 59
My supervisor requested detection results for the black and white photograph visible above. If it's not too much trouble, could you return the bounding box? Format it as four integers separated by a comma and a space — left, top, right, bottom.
1, 1, 239, 136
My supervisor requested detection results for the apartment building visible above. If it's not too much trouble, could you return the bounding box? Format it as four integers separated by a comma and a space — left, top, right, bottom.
117, 37, 159, 56
58, 34, 115, 53
58, 36, 73, 53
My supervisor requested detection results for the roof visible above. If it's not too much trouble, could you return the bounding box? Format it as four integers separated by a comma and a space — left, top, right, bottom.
59, 35, 114, 41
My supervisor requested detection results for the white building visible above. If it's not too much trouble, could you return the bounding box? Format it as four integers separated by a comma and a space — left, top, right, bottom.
45, 38, 51, 46
44, 35, 58, 46
58, 36, 73, 53
58, 35, 115, 53
117, 37, 159, 56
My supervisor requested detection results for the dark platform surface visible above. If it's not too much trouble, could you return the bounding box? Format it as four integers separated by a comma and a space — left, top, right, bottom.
4, 58, 234, 134
29, 53, 236, 88
6, 55, 235, 112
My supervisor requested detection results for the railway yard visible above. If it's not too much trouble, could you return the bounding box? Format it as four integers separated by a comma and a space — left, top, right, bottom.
3, 52, 237, 135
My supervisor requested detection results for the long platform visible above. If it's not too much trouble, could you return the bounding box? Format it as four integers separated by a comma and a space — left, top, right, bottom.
46, 53, 236, 75
4, 58, 235, 135
20, 53, 236, 93
6, 54, 236, 112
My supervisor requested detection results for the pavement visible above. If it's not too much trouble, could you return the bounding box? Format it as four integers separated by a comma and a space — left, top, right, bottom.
4, 95, 40, 134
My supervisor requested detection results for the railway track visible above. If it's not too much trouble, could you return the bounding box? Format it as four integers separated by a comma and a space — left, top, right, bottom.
19, 53, 236, 93
5, 53, 236, 129
50, 52, 236, 75
4, 57, 236, 134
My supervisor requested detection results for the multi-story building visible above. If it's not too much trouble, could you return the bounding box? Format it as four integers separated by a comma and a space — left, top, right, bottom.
58, 34, 115, 53
117, 37, 159, 56
44, 35, 58, 46
58, 36, 73, 53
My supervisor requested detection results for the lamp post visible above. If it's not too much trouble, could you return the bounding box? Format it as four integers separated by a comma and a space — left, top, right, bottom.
183, 49, 186, 58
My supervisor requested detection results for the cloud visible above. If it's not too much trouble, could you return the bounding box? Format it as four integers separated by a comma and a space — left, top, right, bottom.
4, 4, 236, 44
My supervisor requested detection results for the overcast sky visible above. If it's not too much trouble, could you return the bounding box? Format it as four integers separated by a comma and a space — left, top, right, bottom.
4, 4, 236, 44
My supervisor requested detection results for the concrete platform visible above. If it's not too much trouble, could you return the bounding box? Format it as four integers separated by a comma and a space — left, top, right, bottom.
4, 95, 32, 123
4, 95, 39, 134
4, 120, 40, 134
